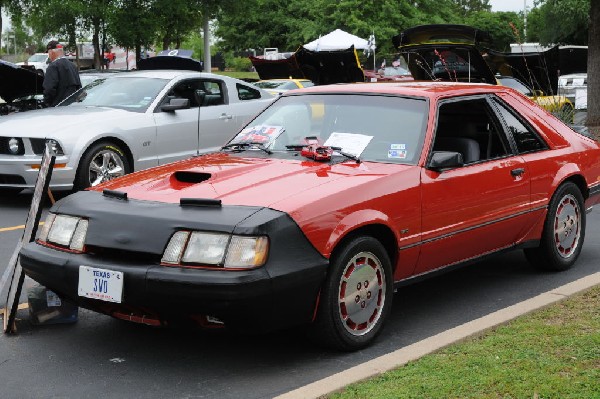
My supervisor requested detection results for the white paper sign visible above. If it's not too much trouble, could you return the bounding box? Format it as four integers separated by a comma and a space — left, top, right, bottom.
324, 132, 373, 157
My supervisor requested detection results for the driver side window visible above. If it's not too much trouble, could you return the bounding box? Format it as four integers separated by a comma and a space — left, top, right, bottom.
433, 98, 511, 165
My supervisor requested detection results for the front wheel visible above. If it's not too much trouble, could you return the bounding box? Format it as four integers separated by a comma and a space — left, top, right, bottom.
310, 236, 393, 351
75, 142, 131, 190
524, 182, 585, 271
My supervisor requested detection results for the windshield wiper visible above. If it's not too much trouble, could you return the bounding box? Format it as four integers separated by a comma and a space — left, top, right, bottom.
221, 142, 272, 155
331, 147, 361, 163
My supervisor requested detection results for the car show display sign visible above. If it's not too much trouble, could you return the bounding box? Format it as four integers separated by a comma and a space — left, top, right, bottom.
1, 142, 55, 333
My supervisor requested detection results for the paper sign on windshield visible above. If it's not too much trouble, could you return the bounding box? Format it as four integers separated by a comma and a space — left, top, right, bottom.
324, 132, 373, 157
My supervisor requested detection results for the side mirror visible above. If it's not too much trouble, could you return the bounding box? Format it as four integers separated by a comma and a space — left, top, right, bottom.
428, 151, 464, 171
161, 98, 190, 112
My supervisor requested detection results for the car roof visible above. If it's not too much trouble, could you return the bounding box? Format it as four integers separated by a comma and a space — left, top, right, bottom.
286, 81, 508, 100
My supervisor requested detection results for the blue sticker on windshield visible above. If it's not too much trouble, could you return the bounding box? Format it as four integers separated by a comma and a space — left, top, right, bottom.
388, 144, 407, 159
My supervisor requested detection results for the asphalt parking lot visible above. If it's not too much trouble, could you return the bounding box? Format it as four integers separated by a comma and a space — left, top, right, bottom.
1, 192, 598, 398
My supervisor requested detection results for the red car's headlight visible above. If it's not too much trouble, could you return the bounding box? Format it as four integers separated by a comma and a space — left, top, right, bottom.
38, 213, 88, 252
161, 231, 269, 269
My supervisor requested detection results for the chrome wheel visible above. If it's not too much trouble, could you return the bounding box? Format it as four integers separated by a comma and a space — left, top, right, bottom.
553, 193, 581, 258
338, 251, 386, 336
88, 149, 125, 186
524, 182, 585, 271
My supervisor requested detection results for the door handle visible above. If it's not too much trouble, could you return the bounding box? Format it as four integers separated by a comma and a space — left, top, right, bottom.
511, 168, 525, 177
219, 113, 233, 120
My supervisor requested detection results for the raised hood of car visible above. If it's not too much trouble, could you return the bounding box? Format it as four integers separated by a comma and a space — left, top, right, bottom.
393, 24, 496, 85
94, 153, 410, 212
250, 47, 364, 84
137, 53, 203, 71
0, 59, 44, 103
392, 24, 492, 48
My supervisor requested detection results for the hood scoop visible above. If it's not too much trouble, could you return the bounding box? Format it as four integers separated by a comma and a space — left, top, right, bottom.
172, 171, 212, 184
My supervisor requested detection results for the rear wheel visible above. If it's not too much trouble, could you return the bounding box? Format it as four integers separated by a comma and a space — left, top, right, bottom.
310, 236, 393, 351
524, 182, 585, 271
74, 141, 131, 190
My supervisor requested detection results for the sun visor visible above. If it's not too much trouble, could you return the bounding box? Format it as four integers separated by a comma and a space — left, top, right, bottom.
0, 60, 44, 103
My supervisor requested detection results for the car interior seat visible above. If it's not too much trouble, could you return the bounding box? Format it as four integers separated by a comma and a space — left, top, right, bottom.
433, 137, 480, 164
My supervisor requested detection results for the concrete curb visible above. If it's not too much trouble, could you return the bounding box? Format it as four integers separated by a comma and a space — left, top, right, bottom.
275, 272, 600, 399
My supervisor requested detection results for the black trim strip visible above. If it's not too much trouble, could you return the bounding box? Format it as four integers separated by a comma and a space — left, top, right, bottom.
398, 205, 547, 251
589, 182, 600, 197
394, 239, 540, 288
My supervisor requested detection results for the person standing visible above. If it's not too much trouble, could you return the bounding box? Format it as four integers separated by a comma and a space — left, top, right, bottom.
43, 40, 82, 107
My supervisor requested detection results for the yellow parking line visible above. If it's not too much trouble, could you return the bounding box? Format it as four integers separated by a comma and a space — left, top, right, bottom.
0, 222, 44, 233
0, 303, 29, 317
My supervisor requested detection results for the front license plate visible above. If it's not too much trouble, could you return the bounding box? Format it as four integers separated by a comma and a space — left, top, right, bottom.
78, 266, 123, 303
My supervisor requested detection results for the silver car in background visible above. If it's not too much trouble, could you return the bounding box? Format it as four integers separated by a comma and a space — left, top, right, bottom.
0, 70, 274, 193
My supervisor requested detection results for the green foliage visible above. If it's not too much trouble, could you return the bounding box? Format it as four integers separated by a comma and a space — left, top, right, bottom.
529, 0, 590, 45
224, 55, 252, 72
465, 11, 522, 51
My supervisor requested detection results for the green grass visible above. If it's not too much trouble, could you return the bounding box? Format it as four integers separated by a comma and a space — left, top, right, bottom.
328, 286, 600, 399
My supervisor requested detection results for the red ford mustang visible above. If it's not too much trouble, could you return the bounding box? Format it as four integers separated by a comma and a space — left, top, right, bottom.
21, 82, 600, 350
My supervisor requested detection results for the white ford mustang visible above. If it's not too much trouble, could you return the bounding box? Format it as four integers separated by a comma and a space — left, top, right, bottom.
0, 69, 274, 193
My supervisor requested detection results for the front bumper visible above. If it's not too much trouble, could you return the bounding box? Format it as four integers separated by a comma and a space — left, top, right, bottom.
19, 192, 329, 332
0, 153, 74, 190
21, 242, 327, 332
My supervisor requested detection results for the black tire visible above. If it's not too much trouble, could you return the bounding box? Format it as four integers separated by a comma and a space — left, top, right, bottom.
524, 182, 585, 271
74, 141, 131, 191
310, 236, 393, 351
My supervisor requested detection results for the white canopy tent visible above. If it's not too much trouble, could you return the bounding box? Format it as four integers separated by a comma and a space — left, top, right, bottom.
303, 29, 373, 52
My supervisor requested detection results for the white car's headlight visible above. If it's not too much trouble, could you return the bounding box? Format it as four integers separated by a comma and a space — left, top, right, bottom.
161, 231, 269, 269
38, 213, 88, 252
8, 137, 24, 155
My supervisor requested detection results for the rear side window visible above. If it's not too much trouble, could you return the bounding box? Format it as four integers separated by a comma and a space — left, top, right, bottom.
493, 100, 548, 154
237, 84, 262, 100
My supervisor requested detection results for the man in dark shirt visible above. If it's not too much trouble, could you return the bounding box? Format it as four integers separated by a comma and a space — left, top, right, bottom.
43, 40, 82, 107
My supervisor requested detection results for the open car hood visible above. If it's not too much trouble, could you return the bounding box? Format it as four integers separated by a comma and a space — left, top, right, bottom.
393, 24, 496, 85
392, 24, 492, 48
249, 46, 364, 84
137, 51, 203, 71
398, 44, 497, 85
485, 46, 588, 95
0, 60, 44, 103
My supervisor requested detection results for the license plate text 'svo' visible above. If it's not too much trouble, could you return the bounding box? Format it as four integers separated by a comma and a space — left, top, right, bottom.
78, 266, 123, 303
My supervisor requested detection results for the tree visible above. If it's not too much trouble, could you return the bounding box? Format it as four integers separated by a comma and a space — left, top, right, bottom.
453, 0, 491, 17
529, 0, 589, 45
588, 0, 599, 135
107, 0, 157, 62
465, 11, 522, 51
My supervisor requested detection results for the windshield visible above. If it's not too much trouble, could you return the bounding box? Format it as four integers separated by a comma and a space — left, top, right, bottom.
60, 76, 168, 112
28, 54, 47, 63
227, 94, 428, 164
